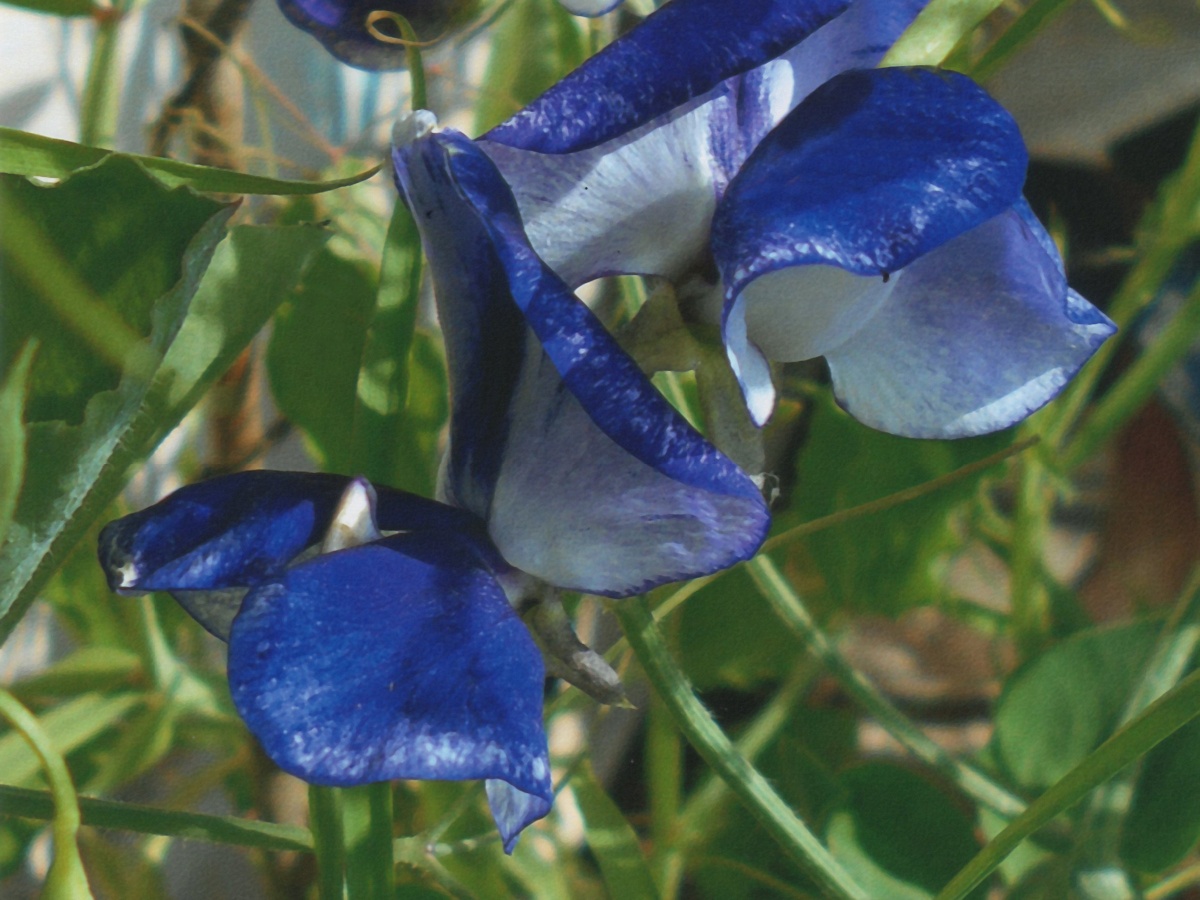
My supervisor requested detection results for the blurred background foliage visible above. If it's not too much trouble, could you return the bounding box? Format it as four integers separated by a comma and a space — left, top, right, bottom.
1, 0, 1200, 897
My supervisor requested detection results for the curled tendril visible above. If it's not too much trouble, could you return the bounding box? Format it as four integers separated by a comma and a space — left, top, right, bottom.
365, 10, 444, 46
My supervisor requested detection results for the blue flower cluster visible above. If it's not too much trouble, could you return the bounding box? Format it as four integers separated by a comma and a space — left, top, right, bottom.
99, 0, 1115, 852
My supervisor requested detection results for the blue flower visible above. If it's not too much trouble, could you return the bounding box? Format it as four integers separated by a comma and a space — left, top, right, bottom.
99, 115, 769, 852
477, 0, 1118, 436
276, 0, 621, 71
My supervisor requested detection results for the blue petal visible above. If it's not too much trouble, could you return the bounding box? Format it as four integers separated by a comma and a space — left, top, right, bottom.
482, 0, 851, 153
227, 532, 552, 850
275, 0, 473, 70
97, 471, 352, 595
393, 124, 769, 595
824, 204, 1116, 437
98, 471, 480, 593
712, 67, 1029, 297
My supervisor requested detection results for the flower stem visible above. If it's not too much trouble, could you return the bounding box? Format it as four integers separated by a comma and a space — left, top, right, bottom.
615, 596, 869, 900
80, 7, 125, 148
308, 785, 346, 900
745, 555, 1028, 820
342, 783, 395, 900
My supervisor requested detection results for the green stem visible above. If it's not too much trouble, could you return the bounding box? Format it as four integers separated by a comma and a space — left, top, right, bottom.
308, 785, 346, 900
1043, 114, 1200, 454
647, 691, 684, 896
1073, 565, 1200, 885
342, 783, 395, 900
1009, 450, 1053, 653
80, 10, 124, 148
937, 670, 1200, 900
746, 555, 1027, 820
0, 783, 312, 851
615, 596, 869, 900
1061, 279, 1200, 469
0, 693, 94, 899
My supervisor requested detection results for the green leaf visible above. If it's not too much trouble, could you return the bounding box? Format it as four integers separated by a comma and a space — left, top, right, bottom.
473, 0, 586, 133
826, 764, 983, 900
0, 784, 313, 852
0, 0, 93, 15
573, 762, 659, 900
0, 691, 95, 899
0, 342, 36, 543
679, 568, 797, 691
881, 0, 1006, 67
0, 127, 380, 195
0, 221, 328, 645
267, 246, 377, 472
1120, 715, 1200, 872
790, 394, 1009, 615
0, 693, 142, 788
968, 0, 1076, 81
10, 646, 140, 700
991, 621, 1159, 791
348, 202, 433, 493
938, 669, 1200, 900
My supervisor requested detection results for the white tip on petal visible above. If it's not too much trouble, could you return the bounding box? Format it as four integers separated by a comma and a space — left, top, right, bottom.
321, 477, 382, 553
556, 0, 623, 16
393, 110, 438, 149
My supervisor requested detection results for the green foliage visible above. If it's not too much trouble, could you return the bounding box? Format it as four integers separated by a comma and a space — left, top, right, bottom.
991, 622, 1159, 791
0, 127, 380, 194
826, 764, 983, 900
790, 393, 1008, 615
1120, 715, 1200, 873
573, 762, 659, 899
474, 0, 586, 133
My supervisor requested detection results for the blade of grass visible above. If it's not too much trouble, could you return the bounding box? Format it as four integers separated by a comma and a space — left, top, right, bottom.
614, 596, 869, 900
0, 783, 313, 852
746, 555, 1027, 819
936, 669, 1200, 900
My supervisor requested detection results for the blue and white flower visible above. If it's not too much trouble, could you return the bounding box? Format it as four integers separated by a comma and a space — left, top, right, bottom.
477, 0, 1117, 436
98, 112, 769, 852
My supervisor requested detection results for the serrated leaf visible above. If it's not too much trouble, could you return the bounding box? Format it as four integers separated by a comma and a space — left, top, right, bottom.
0, 222, 328, 645
991, 621, 1159, 791
573, 762, 659, 900
0, 342, 35, 544
0, 127, 380, 195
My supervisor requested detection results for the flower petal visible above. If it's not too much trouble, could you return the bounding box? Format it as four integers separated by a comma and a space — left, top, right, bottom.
274, 0, 474, 70
97, 471, 351, 595
557, 0, 622, 15
393, 123, 770, 596
481, 98, 726, 286
480, 0, 929, 289
824, 204, 1116, 437
482, 0, 851, 154
227, 532, 552, 851
713, 67, 1028, 293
